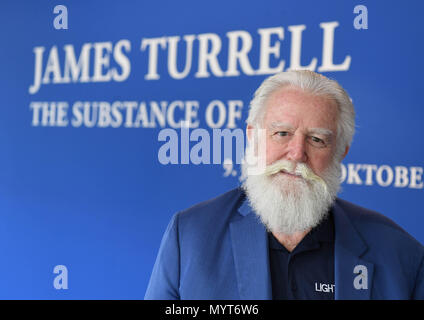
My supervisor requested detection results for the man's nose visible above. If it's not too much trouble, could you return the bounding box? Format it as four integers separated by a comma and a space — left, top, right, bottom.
287, 134, 308, 163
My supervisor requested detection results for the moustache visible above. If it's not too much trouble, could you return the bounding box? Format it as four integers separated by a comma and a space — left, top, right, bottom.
264, 160, 328, 192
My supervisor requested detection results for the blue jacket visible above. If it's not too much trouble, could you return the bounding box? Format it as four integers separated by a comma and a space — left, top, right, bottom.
145, 187, 424, 299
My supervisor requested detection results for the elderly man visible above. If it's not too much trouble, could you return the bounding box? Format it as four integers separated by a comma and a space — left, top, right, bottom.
145, 70, 424, 300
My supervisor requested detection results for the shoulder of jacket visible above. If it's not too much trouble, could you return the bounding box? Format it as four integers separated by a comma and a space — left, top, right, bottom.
335, 198, 424, 250
174, 187, 245, 223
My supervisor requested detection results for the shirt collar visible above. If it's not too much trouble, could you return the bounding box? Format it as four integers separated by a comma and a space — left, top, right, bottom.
267, 210, 335, 252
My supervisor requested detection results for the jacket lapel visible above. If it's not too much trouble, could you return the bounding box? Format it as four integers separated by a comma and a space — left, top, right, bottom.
333, 200, 374, 299
229, 200, 272, 299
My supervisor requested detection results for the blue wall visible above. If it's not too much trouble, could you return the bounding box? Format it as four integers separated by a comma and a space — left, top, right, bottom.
0, 0, 423, 298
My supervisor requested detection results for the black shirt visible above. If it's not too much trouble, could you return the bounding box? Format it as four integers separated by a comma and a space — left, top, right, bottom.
268, 211, 335, 300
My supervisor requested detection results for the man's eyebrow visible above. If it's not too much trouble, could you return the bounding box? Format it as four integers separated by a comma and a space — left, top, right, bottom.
269, 122, 294, 130
269, 122, 333, 136
308, 128, 334, 136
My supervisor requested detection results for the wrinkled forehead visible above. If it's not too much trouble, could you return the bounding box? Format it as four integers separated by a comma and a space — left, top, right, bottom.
261, 86, 340, 128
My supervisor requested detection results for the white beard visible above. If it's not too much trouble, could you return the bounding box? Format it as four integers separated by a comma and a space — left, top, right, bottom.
241, 156, 341, 235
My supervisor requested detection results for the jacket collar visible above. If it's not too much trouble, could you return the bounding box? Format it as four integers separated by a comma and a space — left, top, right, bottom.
229, 197, 272, 299
333, 199, 374, 299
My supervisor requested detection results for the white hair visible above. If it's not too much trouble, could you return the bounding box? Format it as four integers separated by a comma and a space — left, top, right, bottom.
246, 70, 355, 159
241, 158, 341, 235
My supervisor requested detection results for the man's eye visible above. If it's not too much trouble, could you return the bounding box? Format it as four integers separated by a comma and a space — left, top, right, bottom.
308, 136, 326, 147
275, 131, 289, 137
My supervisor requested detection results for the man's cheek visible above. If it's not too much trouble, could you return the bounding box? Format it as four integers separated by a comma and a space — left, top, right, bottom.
265, 143, 280, 164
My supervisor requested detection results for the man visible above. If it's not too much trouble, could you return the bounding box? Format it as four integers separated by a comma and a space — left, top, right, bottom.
145, 70, 424, 300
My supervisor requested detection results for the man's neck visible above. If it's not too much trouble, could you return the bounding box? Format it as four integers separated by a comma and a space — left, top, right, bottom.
272, 229, 311, 252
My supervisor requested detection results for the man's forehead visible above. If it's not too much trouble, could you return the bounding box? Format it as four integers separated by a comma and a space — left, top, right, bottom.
263, 87, 339, 125
266, 86, 336, 108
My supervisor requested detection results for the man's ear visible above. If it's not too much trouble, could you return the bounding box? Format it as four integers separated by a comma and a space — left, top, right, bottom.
341, 145, 350, 160
246, 124, 254, 143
